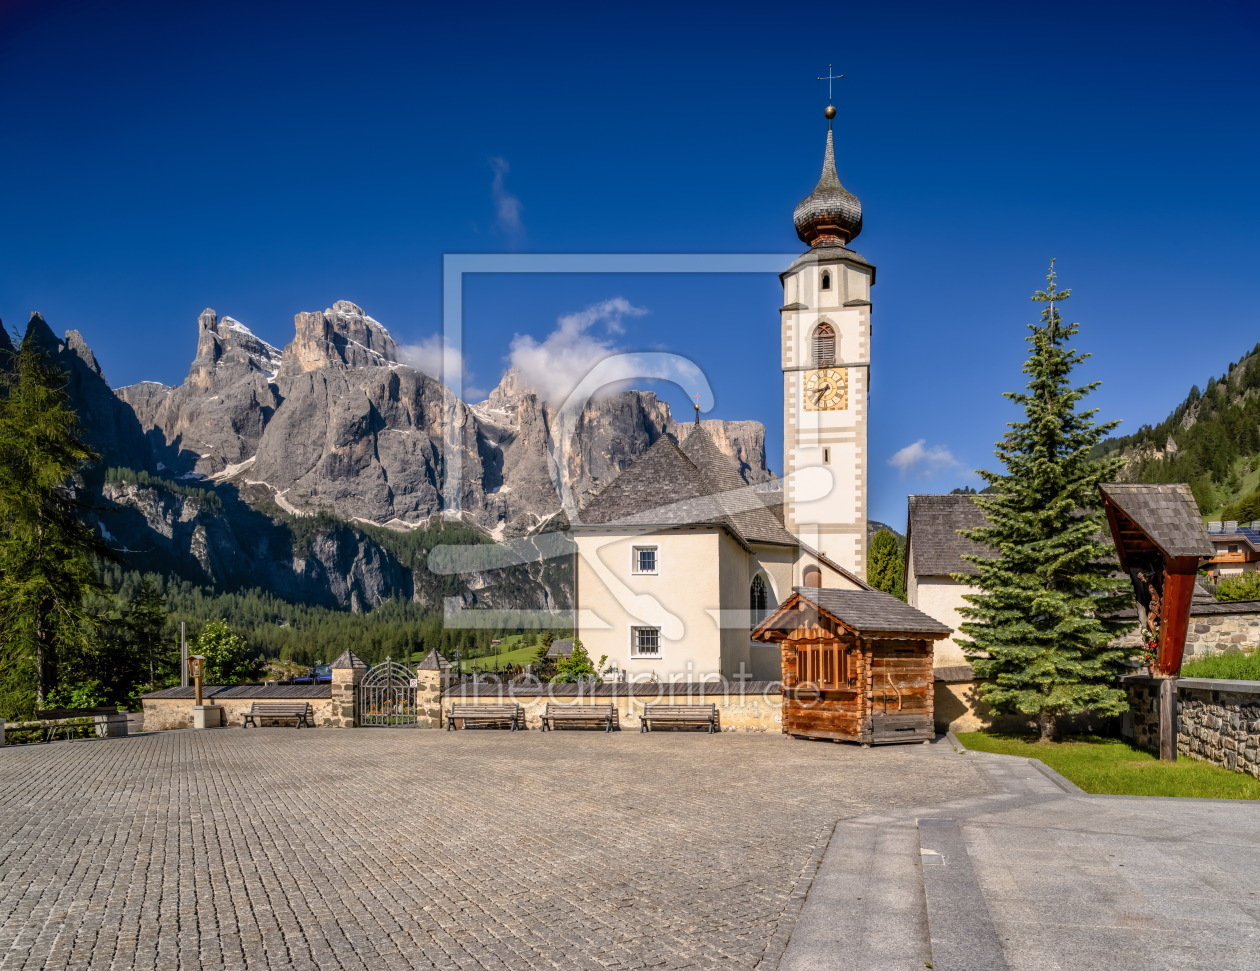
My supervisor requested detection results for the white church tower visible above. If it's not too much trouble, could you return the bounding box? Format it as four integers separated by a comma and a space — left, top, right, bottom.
780, 103, 874, 580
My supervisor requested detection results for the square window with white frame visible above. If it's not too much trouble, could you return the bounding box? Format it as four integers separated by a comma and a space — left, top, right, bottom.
631, 626, 662, 657
632, 545, 658, 574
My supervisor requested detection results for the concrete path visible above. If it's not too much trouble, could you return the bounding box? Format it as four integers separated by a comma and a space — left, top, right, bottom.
781, 740, 1260, 971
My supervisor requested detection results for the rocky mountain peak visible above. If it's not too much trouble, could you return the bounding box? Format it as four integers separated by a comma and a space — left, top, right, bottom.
188, 309, 282, 390
279, 300, 399, 376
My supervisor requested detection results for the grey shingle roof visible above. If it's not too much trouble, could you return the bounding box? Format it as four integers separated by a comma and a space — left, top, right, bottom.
1099, 483, 1214, 558
577, 427, 797, 547
417, 649, 450, 671
792, 586, 953, 636
330, 649, 367, 669
545, 638, 574, 659
906, 494, 992, 577
679, 428, 798, 546
578, 434, 727, 530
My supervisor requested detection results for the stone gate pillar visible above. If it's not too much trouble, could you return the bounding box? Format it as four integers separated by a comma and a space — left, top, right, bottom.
415, 649, 450, 729
329, 649, 368, 727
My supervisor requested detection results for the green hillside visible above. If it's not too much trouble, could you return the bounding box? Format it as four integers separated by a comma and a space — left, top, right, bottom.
1096, 341, 1260, 519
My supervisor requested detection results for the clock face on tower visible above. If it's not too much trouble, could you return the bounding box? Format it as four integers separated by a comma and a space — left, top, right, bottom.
803, 367, 848, 411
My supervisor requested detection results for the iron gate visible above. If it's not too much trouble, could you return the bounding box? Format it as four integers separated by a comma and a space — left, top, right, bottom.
357, 659, 418, 727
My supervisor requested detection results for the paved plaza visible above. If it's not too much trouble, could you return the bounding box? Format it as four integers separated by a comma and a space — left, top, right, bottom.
1, 730, 1257, 971
0, 730, 988, 971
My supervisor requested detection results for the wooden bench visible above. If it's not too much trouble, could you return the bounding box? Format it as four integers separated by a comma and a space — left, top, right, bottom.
640, 703, 718, 733
540, 703, 618, 732
446, 703, 525, 731
241, 702, 312, 728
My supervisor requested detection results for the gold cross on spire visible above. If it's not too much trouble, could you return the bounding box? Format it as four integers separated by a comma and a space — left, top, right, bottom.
817, 64, 844, 105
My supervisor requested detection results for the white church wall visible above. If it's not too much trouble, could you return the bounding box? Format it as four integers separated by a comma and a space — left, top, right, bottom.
574, 529, 724, 680
717, 531, 753, 680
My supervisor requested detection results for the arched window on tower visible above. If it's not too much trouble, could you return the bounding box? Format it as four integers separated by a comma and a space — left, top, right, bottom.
750, 574, 769, 629
812, 323, 836, 367
821, 271, 831, 291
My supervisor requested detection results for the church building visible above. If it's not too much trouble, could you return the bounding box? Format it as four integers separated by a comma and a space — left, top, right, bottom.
571, 105, 879, 682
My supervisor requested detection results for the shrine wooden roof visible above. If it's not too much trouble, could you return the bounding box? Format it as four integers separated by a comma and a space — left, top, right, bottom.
1099, 483, 1214, 563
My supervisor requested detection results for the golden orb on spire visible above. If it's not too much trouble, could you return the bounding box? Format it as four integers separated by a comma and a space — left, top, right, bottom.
824, 105, 837, 120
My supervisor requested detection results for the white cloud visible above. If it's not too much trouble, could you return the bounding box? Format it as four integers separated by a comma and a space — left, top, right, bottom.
888, 439, 960, 479
398, 335, 485, 398
508, 298, 650, 406
490, 157, 523, 237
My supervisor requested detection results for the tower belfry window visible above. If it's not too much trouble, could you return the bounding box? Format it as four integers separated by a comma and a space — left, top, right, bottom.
812, 323, 836, 367
821, 272, 831, 291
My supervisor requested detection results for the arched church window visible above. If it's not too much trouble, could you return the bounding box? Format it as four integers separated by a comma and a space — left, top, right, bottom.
821, 271, 831, 291
812, 323, 836, 367
803, 565, 822, 588
750, 574, 769, 628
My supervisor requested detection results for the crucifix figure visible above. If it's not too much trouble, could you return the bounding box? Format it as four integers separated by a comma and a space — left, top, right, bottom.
817, 64, 844, 104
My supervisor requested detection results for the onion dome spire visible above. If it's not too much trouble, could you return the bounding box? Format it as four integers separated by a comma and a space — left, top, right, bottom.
793, 105, 862, 247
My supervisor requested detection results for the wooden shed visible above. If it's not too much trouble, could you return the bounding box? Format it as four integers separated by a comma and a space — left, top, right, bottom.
752, 586, 951, 745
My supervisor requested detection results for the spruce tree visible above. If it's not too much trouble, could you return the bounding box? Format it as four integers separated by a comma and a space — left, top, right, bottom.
955, 264, 1130, 741
867, 528, 905, 600
0, 320, 110, 717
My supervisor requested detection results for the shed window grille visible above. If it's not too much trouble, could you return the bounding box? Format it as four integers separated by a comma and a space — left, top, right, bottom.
812, 324, 836, 367
631, 627, 661, 657
796, 643, 850, 690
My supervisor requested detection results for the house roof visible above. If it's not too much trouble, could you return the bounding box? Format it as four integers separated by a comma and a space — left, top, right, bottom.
545, 638, 575, 659
754, 586, 952, 639
577, 427, 796, 547
1099, 483, 1214, 560
906, 494, 992, 577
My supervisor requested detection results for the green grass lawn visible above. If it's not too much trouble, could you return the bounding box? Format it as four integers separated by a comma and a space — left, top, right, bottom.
457, 638, 541, 672
955, 731, 1260, 799
1181, 652, 1260, 680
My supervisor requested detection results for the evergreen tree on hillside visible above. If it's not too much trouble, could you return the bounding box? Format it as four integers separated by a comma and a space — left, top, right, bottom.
0, 322, 112, 717
867, 528, 905, 600
955, 264, 1130, 741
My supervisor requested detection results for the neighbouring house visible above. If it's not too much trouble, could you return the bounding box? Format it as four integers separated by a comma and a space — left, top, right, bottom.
572, 425, 868, 683
1204, 521, 1260, 579
904, 494, 991, 670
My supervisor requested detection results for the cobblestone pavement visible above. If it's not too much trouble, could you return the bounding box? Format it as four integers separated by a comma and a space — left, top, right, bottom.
0, 730, 994, 971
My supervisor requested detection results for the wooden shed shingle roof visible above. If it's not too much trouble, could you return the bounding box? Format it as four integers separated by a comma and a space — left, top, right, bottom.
906, 494, 992, 577
1099, 483, 1214, 558
793, 586, 953, 636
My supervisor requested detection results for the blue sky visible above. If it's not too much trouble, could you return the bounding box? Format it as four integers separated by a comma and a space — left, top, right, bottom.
2, 0, 1257, 528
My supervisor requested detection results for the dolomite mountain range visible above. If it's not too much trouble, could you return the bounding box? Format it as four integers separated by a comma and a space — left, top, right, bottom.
7, 301, 774, 611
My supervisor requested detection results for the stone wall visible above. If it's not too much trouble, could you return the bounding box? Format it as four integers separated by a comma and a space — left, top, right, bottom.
445, 681, 783, 733
1113, 602, 1260, 660
142, 686, 334, 730
1121, 675, 1260, 778
1177, 678, 1260, 779
1119, 675, 1163, 754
